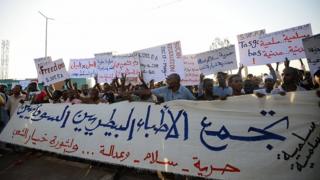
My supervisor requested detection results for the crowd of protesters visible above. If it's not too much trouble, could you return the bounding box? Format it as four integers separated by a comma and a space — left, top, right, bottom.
1, 59, 320, 132
0, 59, 319, 179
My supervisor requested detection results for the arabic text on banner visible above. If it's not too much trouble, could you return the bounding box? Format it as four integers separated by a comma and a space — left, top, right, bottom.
1, 91, 319, 180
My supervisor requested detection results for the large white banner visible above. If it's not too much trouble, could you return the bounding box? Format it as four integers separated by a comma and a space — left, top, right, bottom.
239, 24, 313, 66
1, 91, 319, 180
39, 59, 69, 86
34, 56, 52, 83
181, 55, 201, 86
196, 45, 237, 75
69, 58, 97, 78
135, 41, 185, 82
95, 53, 114, 83
302, 34, 320, 75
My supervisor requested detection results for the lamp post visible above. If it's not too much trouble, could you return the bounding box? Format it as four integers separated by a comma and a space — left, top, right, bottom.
38, 11, 54, 59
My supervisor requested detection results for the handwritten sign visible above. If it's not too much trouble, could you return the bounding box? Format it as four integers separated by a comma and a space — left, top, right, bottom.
165, 41, 185, 77
95, 53, 114, 83
302, 34, 320, 75
237, 29, 266, 66
113, 54, 141, 78
181, 55, 201, 86
1, 91, 319, 179
34, 57, 52, 83
39, 59, 69, 86
69, 58, 97, 78
196, 45, 237, 75
135, 47, 164, 82
135, 41, 185, 82
239, 24, 313, 66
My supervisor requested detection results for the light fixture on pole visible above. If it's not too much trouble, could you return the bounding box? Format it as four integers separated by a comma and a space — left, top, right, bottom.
38, 11, 54, 59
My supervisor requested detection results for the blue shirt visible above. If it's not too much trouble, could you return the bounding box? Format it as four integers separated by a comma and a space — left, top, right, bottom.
151, 85, 195, 102
213, 86, 233, 97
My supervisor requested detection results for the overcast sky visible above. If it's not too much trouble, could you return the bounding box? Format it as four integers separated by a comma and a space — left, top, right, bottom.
0, 0, 319, 79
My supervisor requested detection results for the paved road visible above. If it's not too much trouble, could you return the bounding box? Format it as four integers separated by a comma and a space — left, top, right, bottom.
0, 149, 162, 180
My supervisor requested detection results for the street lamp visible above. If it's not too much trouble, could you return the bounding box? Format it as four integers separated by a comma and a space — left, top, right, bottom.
38, 11, 54, 59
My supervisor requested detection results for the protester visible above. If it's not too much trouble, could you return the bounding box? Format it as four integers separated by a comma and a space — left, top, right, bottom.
134, 73, 195, 102
65, 89, 82, 104
314, 69, 320, 89
0, 95, 6, 132
213, 72, 232, 99
300, 71, 315, 90
80, 88, 106, 104
5, 85, 25, 118
279, 67, 306, 92
0, 84, 9, 131
228, 74, 244, 96
197, 78, 219, 100
151, 73, 195, 101
100, 83, 115, 103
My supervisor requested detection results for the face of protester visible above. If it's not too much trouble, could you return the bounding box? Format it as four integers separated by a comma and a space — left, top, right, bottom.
12, 85, 22, 96
203, 79, 213, 93
89, 88, 99, 99
81, 84, 89, 96
264, 78, 275, 90
166, 74, 180, 90
282, 68, 296, 84
0, 85, 6, 93
27, 83, 38, 92
315, 74, 320, 86
52, 90, 62, 101
103, 83, 111, 92
217, 73, 226, 85
230, 76, 243, 92
68, 90, 78, 99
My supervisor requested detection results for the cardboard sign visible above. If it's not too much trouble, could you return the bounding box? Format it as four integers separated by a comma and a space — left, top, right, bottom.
34, 57, 52, 83
95, 53, 114, 83
237, 29, 266, 66
238, 24, 313, 66
69, 58, 97, 78
39, 59, 69, 86
135, 41, 185, 82
196, 45, 237, 75
113, 54, 141, 78
181, 55, 201, 86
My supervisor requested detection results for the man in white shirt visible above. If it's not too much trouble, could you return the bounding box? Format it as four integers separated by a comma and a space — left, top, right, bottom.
6, 85, 26, 118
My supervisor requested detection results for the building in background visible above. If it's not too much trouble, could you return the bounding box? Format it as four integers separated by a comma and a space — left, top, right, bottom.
0, 40, 9, 79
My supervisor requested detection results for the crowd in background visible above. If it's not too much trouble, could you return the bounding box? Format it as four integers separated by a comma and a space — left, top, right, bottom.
1, 59, 320, 132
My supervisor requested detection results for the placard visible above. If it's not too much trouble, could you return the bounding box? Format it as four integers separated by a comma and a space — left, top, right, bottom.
196, 45, 237, 75
95, 53, 114, 83
69, 58, 97, 78
39, 59, 69, 86
302, 34, 320, 75
181, 55, 201, 86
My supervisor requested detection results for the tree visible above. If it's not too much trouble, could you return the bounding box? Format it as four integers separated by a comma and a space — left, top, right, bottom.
210, 37, 230, 50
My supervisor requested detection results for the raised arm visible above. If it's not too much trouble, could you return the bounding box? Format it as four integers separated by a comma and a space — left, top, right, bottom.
266, 64, 277, 81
